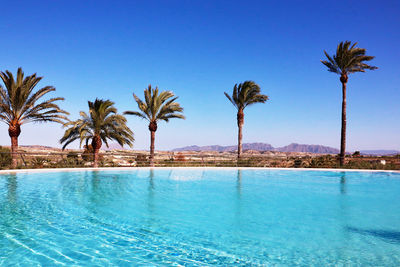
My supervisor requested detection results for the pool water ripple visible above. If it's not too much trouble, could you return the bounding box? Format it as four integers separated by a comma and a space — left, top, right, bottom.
1, 169, 400, 265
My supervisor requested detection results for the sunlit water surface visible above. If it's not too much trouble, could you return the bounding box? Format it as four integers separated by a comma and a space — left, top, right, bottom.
1, 169, 400, 266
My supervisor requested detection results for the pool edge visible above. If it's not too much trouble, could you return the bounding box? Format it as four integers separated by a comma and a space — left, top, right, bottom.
0, 166, 399, 175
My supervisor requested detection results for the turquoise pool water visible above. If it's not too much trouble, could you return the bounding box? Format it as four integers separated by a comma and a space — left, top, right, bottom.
1, 169, 400, 266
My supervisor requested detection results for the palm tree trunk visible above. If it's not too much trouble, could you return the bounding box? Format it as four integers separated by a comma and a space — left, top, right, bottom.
149, 130, 155, 167
10, 136, 18, 169
148, 121, 158, 167
339, 76, 347, 167
238, 124, 243, 158
91, 135, 102, 168
8, 124, 21, 169
237, 109, 244, 159
93, 149, 99, 168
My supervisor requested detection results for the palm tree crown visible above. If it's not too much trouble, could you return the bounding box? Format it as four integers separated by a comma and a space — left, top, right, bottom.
321, 41, 377, 79
124, 84, 184, 166
60, 98, 134, 149
124, 85, 185, 127
224, 81, 268, 110
0, 68, 68, 128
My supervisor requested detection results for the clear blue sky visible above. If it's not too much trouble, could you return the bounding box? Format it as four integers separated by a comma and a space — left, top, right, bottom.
0, 0, 399, 151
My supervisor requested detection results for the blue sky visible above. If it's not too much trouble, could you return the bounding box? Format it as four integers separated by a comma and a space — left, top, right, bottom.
0, 0, 399, 151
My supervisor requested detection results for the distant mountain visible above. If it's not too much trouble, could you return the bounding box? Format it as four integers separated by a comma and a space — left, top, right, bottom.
173, 145, 226, 152
103, 143, 127, 151
173, 143, 274, 152
276, 143, 339, 154
360, 150, 399, 156
20, 145, 55, 149
173, 142, 338, 154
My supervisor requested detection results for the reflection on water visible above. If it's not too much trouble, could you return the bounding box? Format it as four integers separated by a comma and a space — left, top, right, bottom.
148, 169, 155, 192
0, 174, 30, 242
91, 170, 100, 189
6, 174, 18, 204
340, 172, 346, 195
147, 169, 156, 225
346, 226, 400, 244
234, 170, 242, 229
337, 172, 350, 259
236, 169, 242, 197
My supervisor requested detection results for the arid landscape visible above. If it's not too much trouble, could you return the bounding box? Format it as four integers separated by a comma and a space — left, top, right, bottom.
1, 143, 398, 170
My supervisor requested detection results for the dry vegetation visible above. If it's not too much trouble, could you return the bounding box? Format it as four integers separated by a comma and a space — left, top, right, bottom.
0, 146, 399, 171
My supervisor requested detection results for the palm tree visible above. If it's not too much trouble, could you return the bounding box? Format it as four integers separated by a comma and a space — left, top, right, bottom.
0, 68, 69, 168
60, 99, 134, 167
224, 81, 268, 159
124, 85, 185, 167
321, 41, 377, 166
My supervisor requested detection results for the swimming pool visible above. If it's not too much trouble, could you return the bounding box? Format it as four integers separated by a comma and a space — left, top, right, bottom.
1, 168, 400, 265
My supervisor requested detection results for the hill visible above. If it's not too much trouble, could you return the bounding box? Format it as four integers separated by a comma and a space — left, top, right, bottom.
360, 150, 399, 156
173, 142, 338, 154
276, 143, 339, 154
172, 143, 274, 152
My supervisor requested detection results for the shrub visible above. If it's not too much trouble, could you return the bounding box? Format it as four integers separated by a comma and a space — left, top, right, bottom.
135, 154, 148, 167
175, 153, 186, 162
0, 146, 12, 168
82, 145, 94, 162
309, 155, 338, 168
66, 152, 80, 165
293, 158, 302, 168
31, 157, 50, 168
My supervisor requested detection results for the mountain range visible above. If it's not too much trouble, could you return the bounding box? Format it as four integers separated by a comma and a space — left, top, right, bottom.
15, 143, 399, 155
173, 143, 400, 155
173, 143, 274, 153
173, 142, 338, 154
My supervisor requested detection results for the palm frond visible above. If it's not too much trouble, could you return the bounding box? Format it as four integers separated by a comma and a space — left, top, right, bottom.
0, 67, 68, 128
60, 99, 134, 150
124, 110, 147, 120
321, 41, 377, 75
125, 85, 185, 125
224, 92, 236, 108
225, 81, 268, 110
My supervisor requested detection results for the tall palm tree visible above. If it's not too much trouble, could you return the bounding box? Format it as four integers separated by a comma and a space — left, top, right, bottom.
0, 68, 69, 168
124, 85, 185, 167
60, 99, 134, 167
224, 81, 268, 159
321, 41, 377, 166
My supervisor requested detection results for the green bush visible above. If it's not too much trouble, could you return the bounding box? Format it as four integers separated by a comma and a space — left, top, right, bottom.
30, 157, 50, 168
66, 152, 81, 166
82, 145, 94, 162
0, 146, 12, 168
309, 155, 338, 168
293, 158, 303, 168
135, 154, 148, 167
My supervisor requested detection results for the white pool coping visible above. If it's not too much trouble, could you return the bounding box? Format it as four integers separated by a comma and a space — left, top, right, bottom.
0, 166, 399, 175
